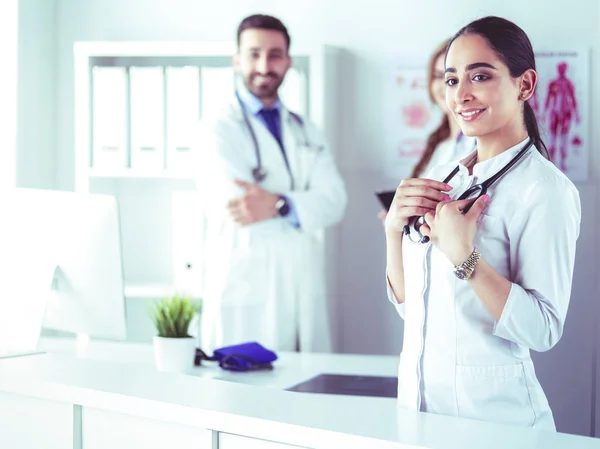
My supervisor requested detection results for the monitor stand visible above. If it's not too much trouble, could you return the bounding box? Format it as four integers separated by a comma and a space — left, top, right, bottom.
0, 260, 55, 359
50, 266, 90, 357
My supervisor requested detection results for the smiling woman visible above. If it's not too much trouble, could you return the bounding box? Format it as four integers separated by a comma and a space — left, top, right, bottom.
385, 16, 581, 430
443, 18, 549, 163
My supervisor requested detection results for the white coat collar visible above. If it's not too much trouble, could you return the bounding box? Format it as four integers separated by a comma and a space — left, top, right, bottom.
453, 137, 532, 180
472, 137, 532, 179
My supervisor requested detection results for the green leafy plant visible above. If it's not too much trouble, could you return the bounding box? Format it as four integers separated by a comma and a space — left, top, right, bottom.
149, 294, 202, 338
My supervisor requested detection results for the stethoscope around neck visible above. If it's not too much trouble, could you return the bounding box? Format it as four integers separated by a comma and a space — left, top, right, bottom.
403, 138, 535, 245
235, 91, 314, 189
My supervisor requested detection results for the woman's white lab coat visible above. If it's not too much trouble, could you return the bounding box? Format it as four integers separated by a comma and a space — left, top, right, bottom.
388, 139, 581, 430
196, 96, 346, 353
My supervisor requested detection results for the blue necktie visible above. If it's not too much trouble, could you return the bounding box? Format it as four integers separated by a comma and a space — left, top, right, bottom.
259, 108, 283, 149
259, 108, 292, 184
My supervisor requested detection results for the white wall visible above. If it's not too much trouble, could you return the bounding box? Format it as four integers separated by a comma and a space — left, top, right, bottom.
17, 0, 57, 189
594, 3, 600, 439
0, 0, 18, 190
48, 0, 600, 437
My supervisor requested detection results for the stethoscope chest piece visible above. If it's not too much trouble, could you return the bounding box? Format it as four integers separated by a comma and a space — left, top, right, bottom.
404, 216, 431, 244
252, 167, 267, 183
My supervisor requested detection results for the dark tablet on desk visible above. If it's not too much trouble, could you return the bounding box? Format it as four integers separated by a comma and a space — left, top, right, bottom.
286, 374, 397, 398
376, 190, 396, 211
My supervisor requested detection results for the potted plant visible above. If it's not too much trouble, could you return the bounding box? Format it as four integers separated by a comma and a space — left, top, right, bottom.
149, 294, 201, 374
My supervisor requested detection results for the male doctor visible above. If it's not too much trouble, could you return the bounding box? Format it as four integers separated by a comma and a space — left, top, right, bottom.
196, 14, 347, 353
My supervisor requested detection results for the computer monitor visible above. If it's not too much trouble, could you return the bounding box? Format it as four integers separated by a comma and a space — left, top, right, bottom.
0, 188, 127, 354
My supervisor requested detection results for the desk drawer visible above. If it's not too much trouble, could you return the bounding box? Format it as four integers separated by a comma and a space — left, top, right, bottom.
219, 433, 308, 449
0, 391, 73, 449
82, 407, 212, 449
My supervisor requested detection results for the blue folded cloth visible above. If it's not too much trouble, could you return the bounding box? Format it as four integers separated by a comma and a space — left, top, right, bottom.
213, 342, 278, 371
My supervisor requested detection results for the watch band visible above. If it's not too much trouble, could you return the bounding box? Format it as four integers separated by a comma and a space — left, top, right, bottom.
453, 247, 481, 280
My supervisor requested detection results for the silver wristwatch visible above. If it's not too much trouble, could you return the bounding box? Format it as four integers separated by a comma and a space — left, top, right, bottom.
453, 248, 481, 280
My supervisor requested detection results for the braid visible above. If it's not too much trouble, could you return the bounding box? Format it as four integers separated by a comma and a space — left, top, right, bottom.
411, 115, 451, 178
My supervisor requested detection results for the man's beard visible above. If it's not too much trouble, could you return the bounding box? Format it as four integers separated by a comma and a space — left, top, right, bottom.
245, 73, 283, 100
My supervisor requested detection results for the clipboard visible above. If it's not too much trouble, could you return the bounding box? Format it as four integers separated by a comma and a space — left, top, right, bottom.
375, 190, 396, 211
287, 373, 397, 398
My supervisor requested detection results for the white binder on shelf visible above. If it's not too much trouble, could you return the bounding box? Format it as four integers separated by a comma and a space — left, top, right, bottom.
200, 66, 235, 120
171, 191, 205, 298
91, 67, 128, 170
165, 66, 200, 174
280, 67, 308, 116
129, 66, 165, 172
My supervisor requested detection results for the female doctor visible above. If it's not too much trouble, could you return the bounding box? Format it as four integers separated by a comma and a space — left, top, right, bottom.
385, 16, 581, 430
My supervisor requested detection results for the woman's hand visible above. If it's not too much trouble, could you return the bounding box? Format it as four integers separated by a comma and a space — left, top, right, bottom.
419, 195, 489, 265
385, 178, 452, 234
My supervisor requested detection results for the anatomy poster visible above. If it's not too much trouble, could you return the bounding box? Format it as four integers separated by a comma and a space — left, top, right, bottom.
383, 67, 443, 179
533, 50, 590, 181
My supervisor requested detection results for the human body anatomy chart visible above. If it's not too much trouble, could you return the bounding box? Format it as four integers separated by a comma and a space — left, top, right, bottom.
534, 50, 589, 181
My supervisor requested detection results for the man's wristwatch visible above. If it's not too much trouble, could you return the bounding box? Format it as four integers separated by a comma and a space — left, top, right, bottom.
453, 247, 481, 280
275, 195, 290, 217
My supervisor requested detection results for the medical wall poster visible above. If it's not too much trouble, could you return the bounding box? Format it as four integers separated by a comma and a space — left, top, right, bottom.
383, 67, 443, 179
534, 50, 590, 181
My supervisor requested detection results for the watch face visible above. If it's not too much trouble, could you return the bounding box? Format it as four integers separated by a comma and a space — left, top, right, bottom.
277, 198, 290, 217
455, 268, 469, 280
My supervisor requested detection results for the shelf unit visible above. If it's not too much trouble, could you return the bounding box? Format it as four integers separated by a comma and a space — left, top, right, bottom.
86, 168, 195, 180
73, 41, 341, 314
123, 283, 178, 300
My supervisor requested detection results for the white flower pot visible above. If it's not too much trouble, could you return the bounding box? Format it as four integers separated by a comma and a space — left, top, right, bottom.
153, 336, 196, 374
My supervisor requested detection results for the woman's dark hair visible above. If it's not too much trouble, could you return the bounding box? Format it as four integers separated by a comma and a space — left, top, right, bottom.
446, 16, 549, 159
411, 39, 452, 178
237, 14, 290, 51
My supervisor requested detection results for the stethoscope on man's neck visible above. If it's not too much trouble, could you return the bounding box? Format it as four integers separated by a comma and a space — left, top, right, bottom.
235, 90, 312, 190
403, 137, 535, 245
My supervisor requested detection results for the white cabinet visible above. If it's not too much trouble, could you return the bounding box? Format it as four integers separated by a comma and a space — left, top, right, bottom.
73, 42, 340, 342
0, 391, 74, 449
220, 433, 308, 449
82, 407, 213, 449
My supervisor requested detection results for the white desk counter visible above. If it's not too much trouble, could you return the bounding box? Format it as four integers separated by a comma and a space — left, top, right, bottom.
0, 338, 598, 449
36, 336, 400, 390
